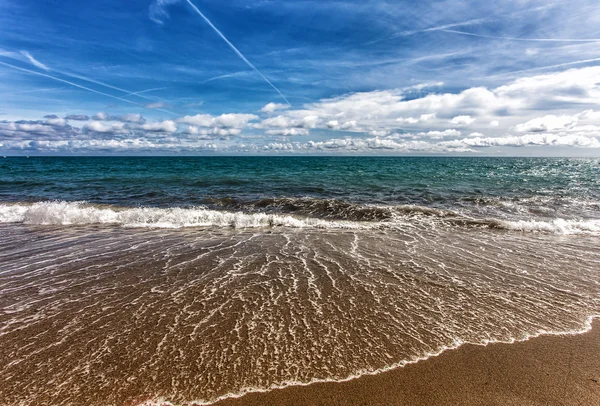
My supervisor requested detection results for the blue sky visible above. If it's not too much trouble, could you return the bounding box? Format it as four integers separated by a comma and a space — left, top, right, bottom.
1, 0, 600, 155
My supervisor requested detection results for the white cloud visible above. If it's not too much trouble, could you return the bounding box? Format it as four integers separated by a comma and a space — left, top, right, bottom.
254, 67, 600, 137
444, 133, 600, 148
3, 66, 600, 155
326, 120, 357, 130
65, 114, 90, 121
451, 115, 476, 126
120, 114, 145, 124
420, 113, 437, 121
16, 123, 52, 132
419, 129, 462, 139
146, 102, 169, 109
214, 113, 258, 128
179, 114, 215, 127
261, 102, 290, 113
579, 110, 600, 121
93, 112, 110, 121
184, 125, 241, 138
514, 115, 579, 133
89, 112, 145, 123
84, 121, 127, 134
396, 113, 436, 125
403, 82, 444, 92
265, 128, 309, 136
45, 117, 68, 127
141, 120, 177, 133
178, 113, 257, 129
260, 114, 319, 130
260, 115, 293, 128
396, 117, 420, 124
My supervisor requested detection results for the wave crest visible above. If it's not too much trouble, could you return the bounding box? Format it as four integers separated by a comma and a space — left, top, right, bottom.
0, 200, 599, 235
0, 201, 365, 229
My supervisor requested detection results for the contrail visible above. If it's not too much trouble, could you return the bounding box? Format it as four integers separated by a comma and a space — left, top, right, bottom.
2, 50, 178, 116
485, 57, 600, 79
51, 71, 177, 116
4, 87, 62, 96
184, 0, 291, 105
122, 87, 168, 97
442, 29, 600, 43
0, 60, 150, 109
200, 71, 250, 84
20, 51, 50, 71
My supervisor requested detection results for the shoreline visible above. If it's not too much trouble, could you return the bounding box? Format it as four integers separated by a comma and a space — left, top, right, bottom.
210, 318, 600, 406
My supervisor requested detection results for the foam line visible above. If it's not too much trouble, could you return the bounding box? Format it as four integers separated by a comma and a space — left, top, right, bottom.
136, 316, 600, 406
1, 201, 599, 235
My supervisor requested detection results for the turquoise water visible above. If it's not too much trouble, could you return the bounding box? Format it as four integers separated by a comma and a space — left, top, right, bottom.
1, 156, 598, 226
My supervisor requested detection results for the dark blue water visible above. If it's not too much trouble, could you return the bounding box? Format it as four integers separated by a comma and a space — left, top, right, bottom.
1, 156, 598, 223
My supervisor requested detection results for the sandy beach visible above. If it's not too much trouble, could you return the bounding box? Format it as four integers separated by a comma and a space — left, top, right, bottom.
215, 319, 600, 406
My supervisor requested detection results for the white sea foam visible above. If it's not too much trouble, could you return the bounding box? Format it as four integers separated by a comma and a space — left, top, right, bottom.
0, 201, 365, 230
1, 201, 599, 235
501, 218, 600, 235
134, 315, 599, 406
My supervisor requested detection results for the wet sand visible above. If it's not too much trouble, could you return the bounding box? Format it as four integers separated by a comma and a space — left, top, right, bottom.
2, 224, 600, 405
215, 319, 600, 406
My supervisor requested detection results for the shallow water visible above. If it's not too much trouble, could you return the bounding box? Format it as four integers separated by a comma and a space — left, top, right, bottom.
1, 222, 599, 405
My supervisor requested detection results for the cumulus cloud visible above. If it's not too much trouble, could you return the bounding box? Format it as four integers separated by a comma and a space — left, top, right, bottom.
326, 120, 357, 130
179, 114, 215, 127
0, 138, 220, 154
140, 120, 177, 133
396, 113, 437, 125
451, 115, 476, 126
120, 114, 145, 124
396, 117, 420, 124
214, 114, 258, 128
185, 125, 241, 138
91, 112, 146, 123
178, 113, 258, 131
419, 129, 462, 139
444, 133, 600, 149
579, 110, 600, 121
261, 103, 290, 113
84, 121, 127, 134
45, 117, 68, 127
3, 67, 600, 155
259, 114, 319, 130
514, 115, 579, 133
93, 112, 110, 121
254, 67, 600, 138
65, 114, 90, 121
265, 128, 310, 136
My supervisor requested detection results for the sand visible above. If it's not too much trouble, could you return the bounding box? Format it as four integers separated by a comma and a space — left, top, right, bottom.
214, 319, 600, 406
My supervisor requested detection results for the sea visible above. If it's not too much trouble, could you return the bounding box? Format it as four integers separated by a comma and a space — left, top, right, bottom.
1, 156, 599, 405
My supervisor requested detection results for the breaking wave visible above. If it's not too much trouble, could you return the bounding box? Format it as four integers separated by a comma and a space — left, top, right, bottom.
0, 201, 366, 230
0, 200, 599, 235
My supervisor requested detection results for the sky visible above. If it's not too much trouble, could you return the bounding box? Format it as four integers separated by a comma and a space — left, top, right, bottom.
1, 0, 600, 156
